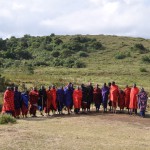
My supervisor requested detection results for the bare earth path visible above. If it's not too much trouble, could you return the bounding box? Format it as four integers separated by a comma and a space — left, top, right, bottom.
0, 112, 150, 150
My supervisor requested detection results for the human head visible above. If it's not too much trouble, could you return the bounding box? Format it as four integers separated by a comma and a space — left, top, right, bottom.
112, 81, 115, 86
41, 85, 45, 90
133, 83, 136, 88
14, 86, 18, 91
104, 83, 106, 87
108, 82, 111, 87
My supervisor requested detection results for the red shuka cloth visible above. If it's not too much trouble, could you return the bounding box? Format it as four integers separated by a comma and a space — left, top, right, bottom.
93, 88, 102, 105
124, 87, 131, 108
118, 91, 125, 109
21, 103, 28, 116
46, 89, 57, 111
73, 89, 82, 109
2, 90, 14, 113
29, 90, 39, 115
129, 87, 139, 109
110, 85, 119, 102
50, 88, 57, 110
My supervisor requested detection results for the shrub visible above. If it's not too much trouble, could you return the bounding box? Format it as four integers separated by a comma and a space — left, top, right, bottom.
132, 43, 148, 54
74, 60, 86, 68
63, 58, 75, 68
115, 52, 126, 59
51, 51, 60, 57
140, 67, 148, 72
0, 114, 16, 124
78, 51, 89, 57
142, 56, 150, 63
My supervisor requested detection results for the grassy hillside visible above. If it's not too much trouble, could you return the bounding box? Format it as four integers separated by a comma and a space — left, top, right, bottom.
0, 34, 150, 104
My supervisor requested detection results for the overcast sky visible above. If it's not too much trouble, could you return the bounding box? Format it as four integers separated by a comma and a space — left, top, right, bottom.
0, 0, 150, 39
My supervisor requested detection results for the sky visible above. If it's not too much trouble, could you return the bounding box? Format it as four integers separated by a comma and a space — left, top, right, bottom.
0, 0, 150, 39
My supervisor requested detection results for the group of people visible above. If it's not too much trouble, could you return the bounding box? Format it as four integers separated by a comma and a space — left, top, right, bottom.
1, 82, 148, 118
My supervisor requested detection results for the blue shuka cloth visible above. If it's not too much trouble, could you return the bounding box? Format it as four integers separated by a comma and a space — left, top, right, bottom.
21, 93, 29, 108
57, 88, 65, 111
64, 87, 73, 107
14, 90, 21, 109
101, 86, 109, 109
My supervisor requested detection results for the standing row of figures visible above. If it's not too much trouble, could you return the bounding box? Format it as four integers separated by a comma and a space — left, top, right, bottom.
1, 82, 148, 118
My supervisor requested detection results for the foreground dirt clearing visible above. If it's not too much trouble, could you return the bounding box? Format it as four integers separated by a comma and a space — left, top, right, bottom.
0, 113, 150, 150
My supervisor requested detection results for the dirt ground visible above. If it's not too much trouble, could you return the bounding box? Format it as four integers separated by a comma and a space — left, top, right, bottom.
0, 110, 150, 150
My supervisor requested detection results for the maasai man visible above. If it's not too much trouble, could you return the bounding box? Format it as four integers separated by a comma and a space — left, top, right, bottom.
138, 88, 148, 118
2, 87, 15, 116
129, 84, 139, 115
50, 85, 57, 114
81, 84, 88, 113
93, 84, 102, 112
14, 86, 21, 118
45, 86, 52, 116
21, 90, 29, 118
29, 87, 39, 117
86, 82, 94, 112
108, 82, 112, 111
64, 84, 73, 114
38, 86, 47, 116
124, 85, 131, 113
69, 82, 74, 110
73, 86, 82, 114
118, 90, 125, 112
110, 81, 119, 113
101, 83, 109, 112
56, 86, 64, 114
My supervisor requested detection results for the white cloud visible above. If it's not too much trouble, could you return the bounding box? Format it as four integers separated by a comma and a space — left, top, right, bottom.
0, 0, 150, 38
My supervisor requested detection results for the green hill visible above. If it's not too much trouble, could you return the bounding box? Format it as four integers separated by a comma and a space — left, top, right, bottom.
0, 34, 150, 93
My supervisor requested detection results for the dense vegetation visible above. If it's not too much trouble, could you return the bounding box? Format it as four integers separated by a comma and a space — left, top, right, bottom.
0, 34, 150, 104
0, 34, 103, 69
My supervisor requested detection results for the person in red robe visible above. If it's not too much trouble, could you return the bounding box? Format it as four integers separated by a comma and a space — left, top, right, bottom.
2, 87, 15, 116
73, 86, 82, 114
50, 85, 57, 114
124, 85, 131, 113
45, 86, 52, 116
129, 84, 139, 115
118, 90, 125, 112
110, 81, 119, 113
29, 87, 39, 117
93, 84, 102, 112
45, 86, 57, 116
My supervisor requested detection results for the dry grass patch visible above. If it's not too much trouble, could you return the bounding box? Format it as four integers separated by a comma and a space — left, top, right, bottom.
0, 112, 150, 150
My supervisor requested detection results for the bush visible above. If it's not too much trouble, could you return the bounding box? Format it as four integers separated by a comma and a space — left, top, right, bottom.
74, 60, 86, 68
142, 56, 150, 63
51, 51, 60, 57
140, 67, 147, 72
78, 51, 89, 57
115, 52, 126, 59
132, 43, 148, 54
0, 114, 16, 124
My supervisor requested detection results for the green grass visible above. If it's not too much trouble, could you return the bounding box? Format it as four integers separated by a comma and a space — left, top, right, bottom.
1, 34, 150, 93
0, 114, 16, 125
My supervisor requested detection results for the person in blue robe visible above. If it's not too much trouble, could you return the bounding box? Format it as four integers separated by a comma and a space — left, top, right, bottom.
21, 90, 29, 118
14, 86, 21, 118
102, 83, 110, 112
56, 86, 65, 114
64, 84, 73, 114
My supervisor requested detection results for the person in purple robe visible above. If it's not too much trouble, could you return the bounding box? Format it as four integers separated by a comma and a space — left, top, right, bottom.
102, 83, 109, 112
21, 90, 29, 118
56, 86, 65, 114
138, 88, 148, 118
64, 84, 73, 114
14, 86, 21, 118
